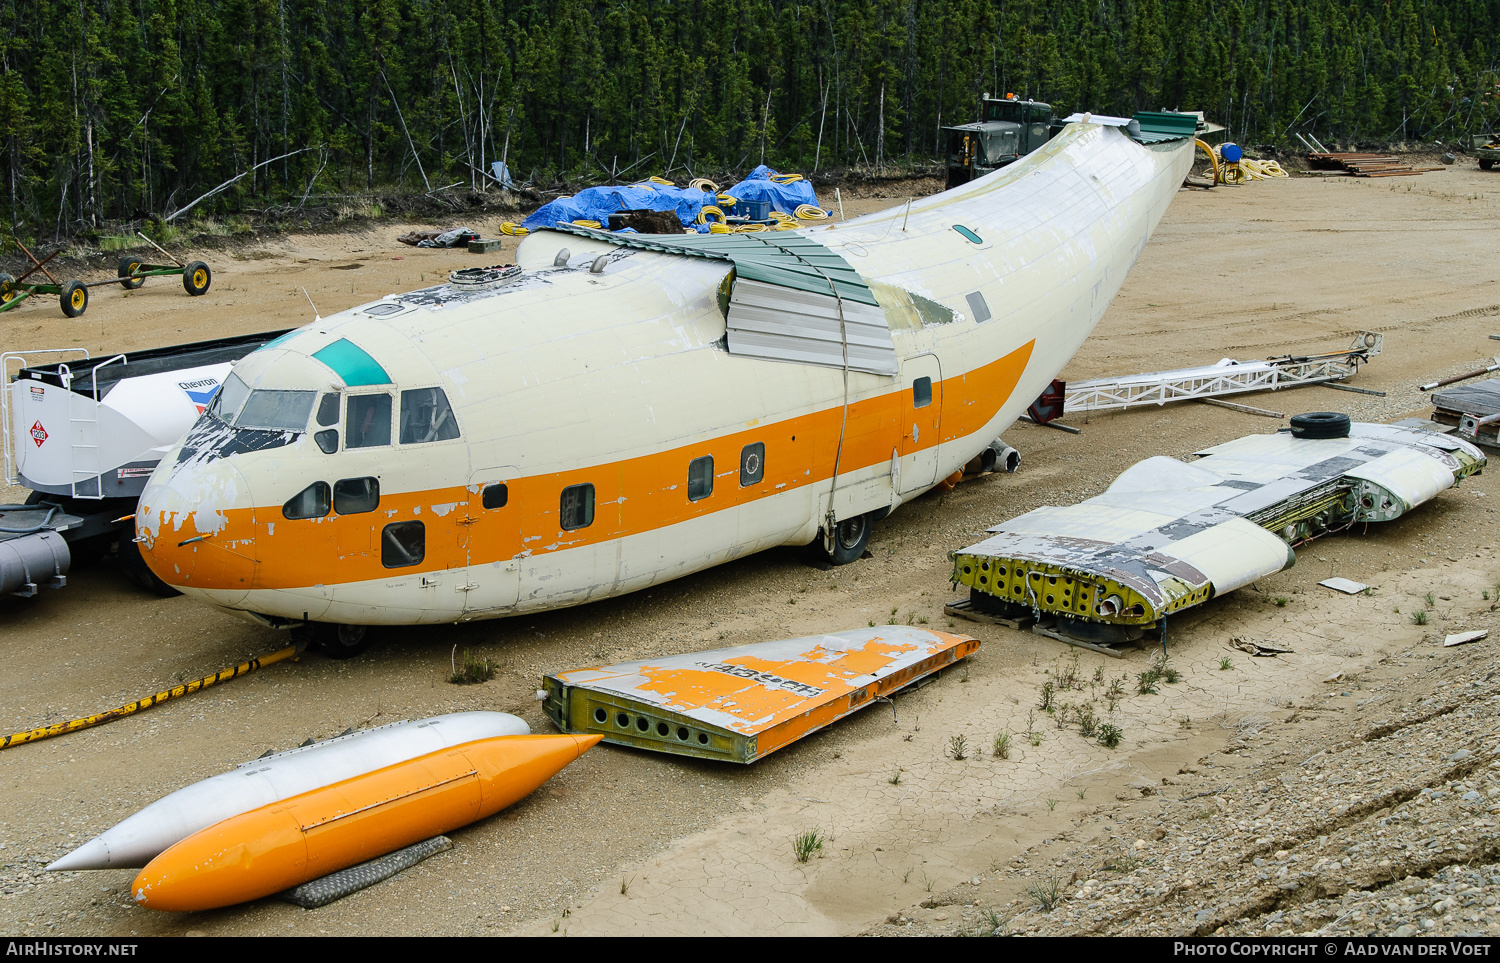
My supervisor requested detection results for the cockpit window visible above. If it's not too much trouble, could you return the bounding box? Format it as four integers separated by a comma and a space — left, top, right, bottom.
234, 389, 317, 431
346, 394, 392, 448
211, 372, 251, 423
399, 388, 460, 444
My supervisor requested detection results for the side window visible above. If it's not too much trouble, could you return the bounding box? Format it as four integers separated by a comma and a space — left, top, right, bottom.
334, 477, 379, 515
346, 394, 392, 448
739, 443, 765, 487
688, 455, 713, 502
283, 482, 330, 520
315, 392, 340, 426
560, 483, 595, 531
400, 387, 460, 444
482, 483, 508, 509
965, 290, 992, 323
315, 429, 339, 454
381, 521, 425, 568
913, 376, 932, 408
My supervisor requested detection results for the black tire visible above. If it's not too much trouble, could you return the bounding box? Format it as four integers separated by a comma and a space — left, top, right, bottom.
119, 533, 180, 596
312, 623, 373, 659
820, 511, 874, 565
117, 255, 145, 289
183, 261, 211, 296
1289, 411, 1351, 439
60, 280, 88, 317
1481, 159, 1494, 171
0, 272, 15, 305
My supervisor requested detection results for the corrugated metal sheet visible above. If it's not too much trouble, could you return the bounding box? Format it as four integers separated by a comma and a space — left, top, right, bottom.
542, 224, 878, 306
725, 278, 897, 376
1132, 111, 1198, 142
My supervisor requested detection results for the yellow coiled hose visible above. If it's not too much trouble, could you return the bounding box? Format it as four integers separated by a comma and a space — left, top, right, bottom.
499, 222, 529, 236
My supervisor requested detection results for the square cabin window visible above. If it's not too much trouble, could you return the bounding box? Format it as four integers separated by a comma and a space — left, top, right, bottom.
560, 483, 595, 531
688, 456, 713, 502
913, 376, 933, 408
399, 387, 461, 444
345, 394, 392, 448
333, 477, 379, 515
739, 443, 765, 487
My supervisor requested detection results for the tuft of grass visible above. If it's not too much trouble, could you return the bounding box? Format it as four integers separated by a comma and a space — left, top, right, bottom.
1038, 680, 1056, 711
983, 908, 1010, 936
1424, 591, 1436, 606
1151, 653, 1181, 684
620, 876, 633, 895
1025, 876, 1063, 912
1045, 798, 1058, 811
889, 769, 903, 785
1411, 610, 1429, 626
1075, 787, 1087, 799
1273, 596, 1290, 607
1136, 668, 1161, 695
1178, 715, 1192, 729
1105, 676, 1126, 711
1075, 703, 1099, 738
793, 828, 825, 863
1103, 850, 1143, 872
946, 734, 970, 760
993, 731, 1011, 759
1098, 724, 1123, 749
1029, 731, 1043, 747
449, 647, 498, 684
1219, 656, 1234, 671
902, 867, 914, 884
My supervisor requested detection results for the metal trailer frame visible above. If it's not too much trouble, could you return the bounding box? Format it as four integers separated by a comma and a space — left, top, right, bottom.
1062, 331, 1382, 415
0, 233, 211, 319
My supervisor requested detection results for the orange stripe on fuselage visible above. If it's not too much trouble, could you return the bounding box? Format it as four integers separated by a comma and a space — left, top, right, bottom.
148, 341, 1034, 591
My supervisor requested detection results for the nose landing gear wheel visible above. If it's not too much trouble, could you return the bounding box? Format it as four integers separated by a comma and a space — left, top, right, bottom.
309, 623, 372, 659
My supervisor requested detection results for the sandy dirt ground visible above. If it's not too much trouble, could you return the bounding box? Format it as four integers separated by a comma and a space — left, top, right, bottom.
2, 160, 1499, 937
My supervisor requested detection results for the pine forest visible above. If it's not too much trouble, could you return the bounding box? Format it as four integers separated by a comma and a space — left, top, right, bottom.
1, 0, 1497, 237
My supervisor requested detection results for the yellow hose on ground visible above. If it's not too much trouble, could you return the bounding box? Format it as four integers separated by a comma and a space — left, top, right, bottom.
648, 175, 674, 186
708, 223, 733, 234
571, 219, 602, 229
696, 205, 726, 225
0, 645, 303, 749
794, 204, 829, 220
499, 222, 529, 236
716, 193, 738, 208
689, 178, 718, 193
1194, 139, 1220, 184
733, 223, 769, 233
768, 210, 794, 223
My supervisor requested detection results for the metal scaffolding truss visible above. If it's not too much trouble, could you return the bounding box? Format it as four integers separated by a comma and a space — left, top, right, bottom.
1063, 331, 1382, 414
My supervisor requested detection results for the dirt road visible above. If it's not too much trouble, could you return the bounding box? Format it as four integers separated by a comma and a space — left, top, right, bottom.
2, 161, 1499, 937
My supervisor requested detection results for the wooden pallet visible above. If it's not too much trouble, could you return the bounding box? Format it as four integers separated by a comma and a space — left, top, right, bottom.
943, 598, 1036, 630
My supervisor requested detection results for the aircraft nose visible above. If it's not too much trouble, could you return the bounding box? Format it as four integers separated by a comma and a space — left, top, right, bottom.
137, 457, 255, 604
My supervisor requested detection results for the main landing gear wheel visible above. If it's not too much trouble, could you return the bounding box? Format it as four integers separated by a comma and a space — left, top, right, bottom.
820, 511, 874, 566
0, 273, 15, 305
117, 256, 145, 289
310, 623, 373, 659
61, 280, 88, 317
183, 261, 211, 296
1289, 411, 1351, 439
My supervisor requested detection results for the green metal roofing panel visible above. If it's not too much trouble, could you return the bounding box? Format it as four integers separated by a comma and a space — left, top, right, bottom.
544, 224, 879, 307
311, 338, 392, 387
1132, 111, 1198, 142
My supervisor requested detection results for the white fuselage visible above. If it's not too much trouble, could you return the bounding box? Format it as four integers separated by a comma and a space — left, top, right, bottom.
137, 124, 1192, 626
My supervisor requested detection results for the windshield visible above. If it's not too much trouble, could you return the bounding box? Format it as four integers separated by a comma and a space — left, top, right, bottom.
210, 372, 251, 423
234, 389, 317, 431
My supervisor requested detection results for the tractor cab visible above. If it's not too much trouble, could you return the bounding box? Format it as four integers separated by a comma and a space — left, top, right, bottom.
944, 94, 1055, 188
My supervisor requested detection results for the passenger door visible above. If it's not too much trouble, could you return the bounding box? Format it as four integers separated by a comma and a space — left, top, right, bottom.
461, 469, 521, 615
898, 356, 942, 494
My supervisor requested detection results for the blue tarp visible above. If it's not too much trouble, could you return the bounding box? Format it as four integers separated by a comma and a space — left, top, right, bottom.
521, 183, 710, 230
720, 165, 819, 216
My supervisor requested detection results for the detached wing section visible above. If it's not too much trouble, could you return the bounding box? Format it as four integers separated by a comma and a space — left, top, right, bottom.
951, 424, 1484, 627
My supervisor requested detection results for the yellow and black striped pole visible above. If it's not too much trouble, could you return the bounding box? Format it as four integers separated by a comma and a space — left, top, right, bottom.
1, 644, 302, 750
